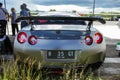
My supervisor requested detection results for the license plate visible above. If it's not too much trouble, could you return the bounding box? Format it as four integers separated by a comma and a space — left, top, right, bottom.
47, 50, 75, 59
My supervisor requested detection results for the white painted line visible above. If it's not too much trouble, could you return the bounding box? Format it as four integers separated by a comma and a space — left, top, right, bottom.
103, 68, 120, 74
104, 58, 120, 63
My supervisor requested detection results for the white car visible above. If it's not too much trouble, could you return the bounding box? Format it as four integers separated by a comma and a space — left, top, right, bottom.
14, 12, 106, 72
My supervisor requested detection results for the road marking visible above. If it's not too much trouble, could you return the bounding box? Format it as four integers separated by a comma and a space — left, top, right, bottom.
103, 68, 120, 74
104, 58, 120, 63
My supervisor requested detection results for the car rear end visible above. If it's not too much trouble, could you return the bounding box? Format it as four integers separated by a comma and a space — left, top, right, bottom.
14, 25, 106, 69
14, 13, 106, 71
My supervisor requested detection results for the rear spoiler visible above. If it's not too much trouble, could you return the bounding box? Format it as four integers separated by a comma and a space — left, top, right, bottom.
15, 16, 106, 24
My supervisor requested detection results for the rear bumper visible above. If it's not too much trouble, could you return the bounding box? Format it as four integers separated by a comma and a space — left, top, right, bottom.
14, 50, 105, 68
14, 38, 106, 67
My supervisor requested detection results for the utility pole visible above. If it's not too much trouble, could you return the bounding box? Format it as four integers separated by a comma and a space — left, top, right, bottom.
4, 0, 6, 8
93, 0, 95, 16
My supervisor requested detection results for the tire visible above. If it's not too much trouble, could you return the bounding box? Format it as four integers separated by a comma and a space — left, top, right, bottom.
85, 62, 103, 71
119, 52, 120, 57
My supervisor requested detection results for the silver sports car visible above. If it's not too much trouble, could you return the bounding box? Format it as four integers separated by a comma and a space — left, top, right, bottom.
14, 12, 106, 71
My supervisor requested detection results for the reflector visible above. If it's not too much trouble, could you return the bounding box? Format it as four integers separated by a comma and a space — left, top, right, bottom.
28, 35, 37, 45
85, 36, 93, 45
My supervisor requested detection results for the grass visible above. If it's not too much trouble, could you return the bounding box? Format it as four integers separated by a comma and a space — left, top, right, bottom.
0, 57, 119, 80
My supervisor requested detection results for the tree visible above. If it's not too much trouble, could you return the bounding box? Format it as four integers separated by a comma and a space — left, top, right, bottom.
49, 9, 56, 12
72, 10, 76, 13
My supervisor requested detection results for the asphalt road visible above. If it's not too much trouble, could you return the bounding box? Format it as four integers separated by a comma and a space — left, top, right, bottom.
95, 21, 120, 75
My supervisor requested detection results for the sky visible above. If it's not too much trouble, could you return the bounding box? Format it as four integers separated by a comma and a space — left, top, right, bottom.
0, 0, 120, 13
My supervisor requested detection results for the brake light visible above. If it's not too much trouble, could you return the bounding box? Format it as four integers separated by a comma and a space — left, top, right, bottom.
85, 36, 93, 45
17, 32, 27, 44
94, 33, 103, 44
28, 35, 37, 45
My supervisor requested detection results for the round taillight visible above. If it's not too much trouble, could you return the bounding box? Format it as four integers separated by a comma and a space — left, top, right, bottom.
85, 36, 93, 45
28, 35, 37, 45
17, 32, 27, 44
94, 33, 103, 44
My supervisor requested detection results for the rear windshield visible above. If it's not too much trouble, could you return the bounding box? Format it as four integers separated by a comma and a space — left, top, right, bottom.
33, 20, 86, 25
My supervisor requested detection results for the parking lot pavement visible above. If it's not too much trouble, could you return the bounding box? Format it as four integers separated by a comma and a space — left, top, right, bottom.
100, 58, 120, 75
105, 58, 120, 63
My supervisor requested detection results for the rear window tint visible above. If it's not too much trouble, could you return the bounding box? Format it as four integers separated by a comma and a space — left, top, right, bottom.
33, 20, 86, 25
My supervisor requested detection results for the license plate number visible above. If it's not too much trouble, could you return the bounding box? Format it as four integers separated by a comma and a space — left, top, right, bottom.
47, 50, 75, 59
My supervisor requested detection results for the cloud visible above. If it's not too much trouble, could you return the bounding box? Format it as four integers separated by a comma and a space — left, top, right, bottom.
2, 0, 31, 12
95, 7, 120, 13
95, 0, 120, 8
29, 0, 120, 8
30, 0, 92, 6
35, 5, 90, 12
35, 5, 120, 13
1, 0, 120, 13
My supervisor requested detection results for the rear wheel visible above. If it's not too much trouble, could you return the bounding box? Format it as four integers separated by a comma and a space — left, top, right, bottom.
75, 62, 103, 75
67, 62, 103, 80
119, 52, 120, 57
85, 62, 103, 71
86, 53, 106, 71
